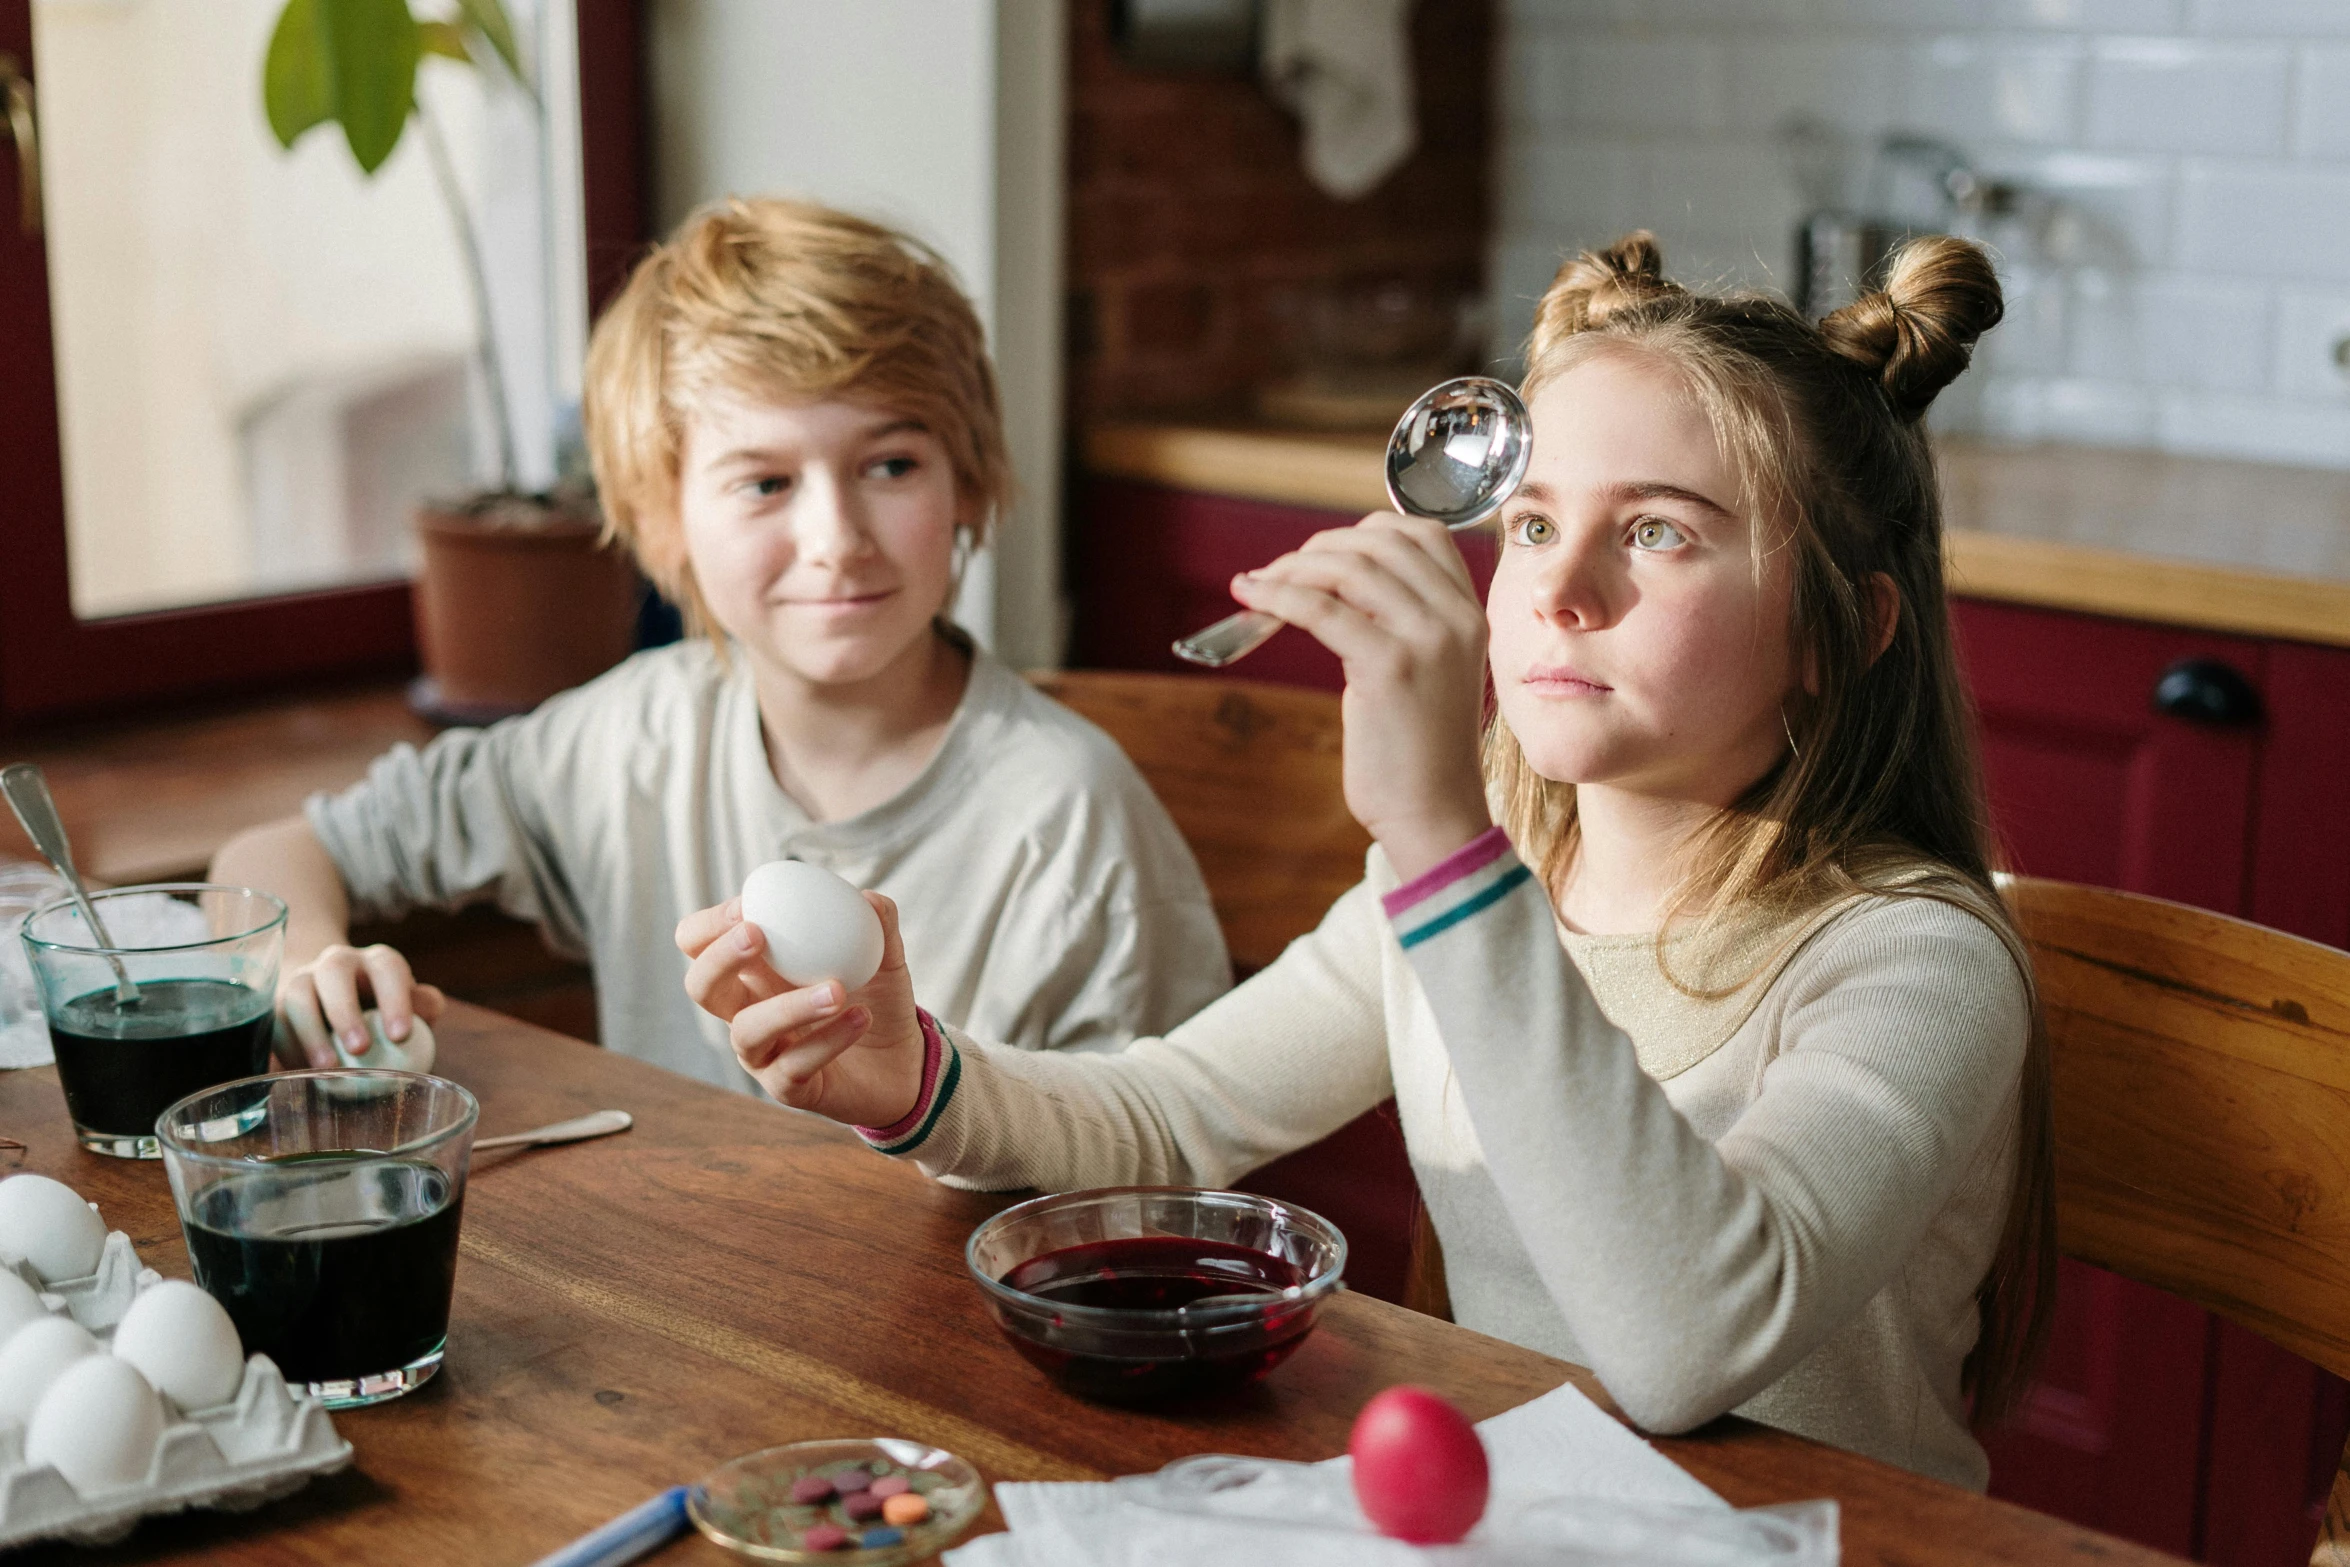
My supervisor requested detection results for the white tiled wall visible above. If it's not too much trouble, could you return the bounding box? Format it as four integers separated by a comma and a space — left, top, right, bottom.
1494, 0, 2350, 467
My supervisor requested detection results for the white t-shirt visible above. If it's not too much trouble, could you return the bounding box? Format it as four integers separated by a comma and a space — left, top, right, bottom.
306, 640, 1233, 1093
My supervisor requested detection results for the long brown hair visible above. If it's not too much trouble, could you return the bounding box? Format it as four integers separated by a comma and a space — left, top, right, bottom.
1492, 231, 2055, 1426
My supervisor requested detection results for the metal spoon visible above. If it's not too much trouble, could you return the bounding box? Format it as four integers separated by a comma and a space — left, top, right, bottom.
473, 1108, 633, 1152
0, 762, 139, 1006
1171, 375, 1535, 668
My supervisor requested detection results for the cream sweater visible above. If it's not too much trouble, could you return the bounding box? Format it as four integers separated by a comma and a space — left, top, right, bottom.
864, 829, 2031, 1491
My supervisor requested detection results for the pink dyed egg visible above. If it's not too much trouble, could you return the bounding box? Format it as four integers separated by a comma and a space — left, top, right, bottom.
1348, 1384, 1490, 1544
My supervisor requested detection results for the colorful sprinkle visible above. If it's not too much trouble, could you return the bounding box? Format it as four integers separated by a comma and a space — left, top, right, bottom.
802, 1523, 850, 1551
790, 1475, 837, 1504
841, 1490, 884, 1521
868, 1474, 911, 1499
861, 1527, 906, 1548
881, 1492, 930, 1526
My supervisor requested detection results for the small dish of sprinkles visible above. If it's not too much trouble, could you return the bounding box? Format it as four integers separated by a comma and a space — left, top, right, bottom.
688, 1439, 985, 1563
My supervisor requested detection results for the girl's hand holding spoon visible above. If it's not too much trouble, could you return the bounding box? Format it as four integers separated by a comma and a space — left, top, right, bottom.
1231, 512, 1494, 882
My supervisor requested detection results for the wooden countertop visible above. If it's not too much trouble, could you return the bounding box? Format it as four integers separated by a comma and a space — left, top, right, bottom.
2, 1000, 2178, 1564
0, 685, 434, 887
1084, 423, 2350, 648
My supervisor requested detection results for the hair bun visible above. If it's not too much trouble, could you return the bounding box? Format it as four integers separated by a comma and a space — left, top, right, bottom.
1818, 236, 2004, 419
1528, 231, 1683, 363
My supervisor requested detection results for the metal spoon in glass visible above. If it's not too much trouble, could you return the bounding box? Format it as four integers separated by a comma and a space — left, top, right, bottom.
1171, 375, 1535, 668
0, 762, 139, 1006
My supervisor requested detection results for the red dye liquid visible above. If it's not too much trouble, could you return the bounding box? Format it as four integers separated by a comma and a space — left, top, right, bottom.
994, 1235, 1319, 1401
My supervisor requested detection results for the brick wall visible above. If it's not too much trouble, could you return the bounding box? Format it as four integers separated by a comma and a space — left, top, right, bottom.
1066, 0, 1496, 420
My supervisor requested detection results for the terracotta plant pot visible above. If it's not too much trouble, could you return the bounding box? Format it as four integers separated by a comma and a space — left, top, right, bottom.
410, 498, 641, 725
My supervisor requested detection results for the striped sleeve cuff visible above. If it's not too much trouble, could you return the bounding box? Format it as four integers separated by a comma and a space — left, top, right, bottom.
855, 1010, 962, 1157
1381, 826, 1536, 950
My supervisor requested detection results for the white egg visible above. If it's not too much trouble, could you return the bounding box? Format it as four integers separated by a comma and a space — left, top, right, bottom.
110, 1280, 244, 1413
0, 1315, 98, 1425
26, 1355, 164, 1495
740, 860, 885, 990
336, 1009, 437, 1075
0, 1175, 105, 1283
0, 1270, 48, 1345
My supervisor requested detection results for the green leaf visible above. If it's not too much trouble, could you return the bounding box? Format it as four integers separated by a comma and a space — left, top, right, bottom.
317, 0, 421, 174
262, 0, 332, 150
454, 0, 525, 85
417, 19, 470, 61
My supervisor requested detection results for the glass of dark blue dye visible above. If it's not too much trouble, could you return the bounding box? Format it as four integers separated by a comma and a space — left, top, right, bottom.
20, 884, 285, 1158
158, 1068, 477, 1407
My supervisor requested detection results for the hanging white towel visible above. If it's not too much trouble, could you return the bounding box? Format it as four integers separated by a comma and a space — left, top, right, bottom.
1261, 0, 1418, 201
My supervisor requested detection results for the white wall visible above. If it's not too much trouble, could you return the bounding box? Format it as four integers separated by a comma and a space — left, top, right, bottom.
1496, 0, 2350, 469
647, 0, 1068, 665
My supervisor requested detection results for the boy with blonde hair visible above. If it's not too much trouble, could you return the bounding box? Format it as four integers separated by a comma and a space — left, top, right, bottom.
215, 197, 1230, 1093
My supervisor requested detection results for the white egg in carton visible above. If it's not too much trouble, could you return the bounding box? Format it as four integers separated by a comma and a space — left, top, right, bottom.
0, 1175, 351, 1548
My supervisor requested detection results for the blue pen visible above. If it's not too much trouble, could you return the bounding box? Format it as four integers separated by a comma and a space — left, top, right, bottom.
530, 1485, 692, 1567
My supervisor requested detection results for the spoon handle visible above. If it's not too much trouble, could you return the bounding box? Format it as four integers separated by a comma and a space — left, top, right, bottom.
1172, 610, 1284, 668
474, 1108, 633, 1152
0, 764, 138, 1005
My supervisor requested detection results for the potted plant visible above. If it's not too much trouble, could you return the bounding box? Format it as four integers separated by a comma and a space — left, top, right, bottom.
262, 0, 640, 723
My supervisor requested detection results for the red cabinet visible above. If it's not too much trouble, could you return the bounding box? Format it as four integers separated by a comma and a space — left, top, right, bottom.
1072, 478, 2350, 1560
1955, 600, 2350, 1563
1953, 600, 2350, 1561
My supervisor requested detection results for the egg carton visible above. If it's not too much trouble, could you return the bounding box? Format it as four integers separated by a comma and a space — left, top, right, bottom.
0, 1232, 352, 1549
4, 1229, 158, 1337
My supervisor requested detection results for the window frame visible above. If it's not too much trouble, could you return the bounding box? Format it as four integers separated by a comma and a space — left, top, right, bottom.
0, 0, 644, 732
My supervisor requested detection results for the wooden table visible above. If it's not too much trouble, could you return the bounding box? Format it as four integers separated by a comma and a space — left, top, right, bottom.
0, 1003, 2175, 1565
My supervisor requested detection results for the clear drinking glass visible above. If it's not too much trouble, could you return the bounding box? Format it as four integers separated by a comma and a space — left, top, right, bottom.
20, 883, 286, 1157
157, 1069, 477, 1408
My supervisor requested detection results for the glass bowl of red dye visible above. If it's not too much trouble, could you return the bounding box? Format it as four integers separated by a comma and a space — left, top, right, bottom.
966, 1187, 1347, 1402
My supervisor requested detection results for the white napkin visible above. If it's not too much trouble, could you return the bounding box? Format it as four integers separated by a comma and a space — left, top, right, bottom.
947, 1380, 1725, 1567
1261, 0, 1417, 200
0, 863, 65, 1067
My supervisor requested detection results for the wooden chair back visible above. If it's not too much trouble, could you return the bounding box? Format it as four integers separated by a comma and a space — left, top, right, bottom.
1030, 670, 1369, 974
1033, 670, 1432, 1305
2004, 875, 2350, 1562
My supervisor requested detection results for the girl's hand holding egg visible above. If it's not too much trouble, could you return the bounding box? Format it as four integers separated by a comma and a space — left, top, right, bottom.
677, 864, 925, 1126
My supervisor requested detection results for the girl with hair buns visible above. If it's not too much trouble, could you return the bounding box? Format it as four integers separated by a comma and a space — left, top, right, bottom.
682, 231, 2054, 1489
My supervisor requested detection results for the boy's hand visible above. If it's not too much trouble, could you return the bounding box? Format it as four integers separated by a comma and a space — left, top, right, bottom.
677, 892, 925, 1127
276, 944, 445, 1069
